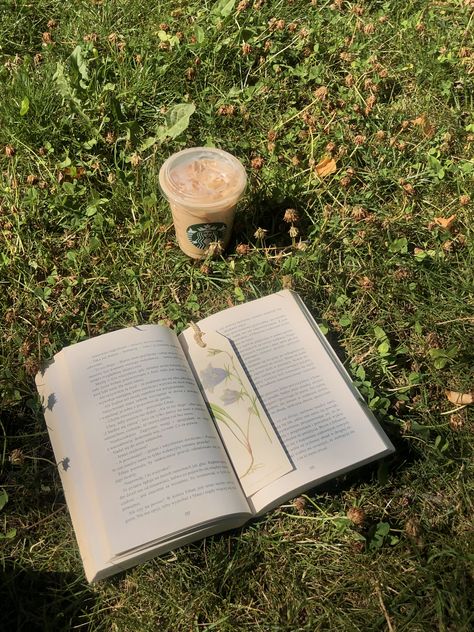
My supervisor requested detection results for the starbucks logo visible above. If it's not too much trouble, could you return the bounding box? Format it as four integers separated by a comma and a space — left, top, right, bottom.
186, 222, 227, 249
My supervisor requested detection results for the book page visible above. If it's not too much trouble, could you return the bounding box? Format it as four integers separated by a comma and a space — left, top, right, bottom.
59, 325, 250, 558
35, 355, 110, 579
179, 330, 294, 497
192, 291, 393, 514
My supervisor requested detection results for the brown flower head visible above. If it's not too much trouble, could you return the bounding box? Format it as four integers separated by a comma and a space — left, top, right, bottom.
4, 145, 15, 157
350, 205, 367, 220
9, 448, 25, 465
254, 227, 267, 240
235, 243, 251, 256
105, 131, 116, 144
345, 73, 354, 87
449, 412, 465, 431
206, 241, 223, 257
283, 208, 300, 223
42, 32, 53, 45
129, 152, 142, 167
199, 263, 211, 275
347, 506, 366, 526
354, 134, 366, 146
217, 104, 235, 116
340, 176, 351, 188
314, 85, 328, 100
250, 156, 264, 170
459, 194, 470, 206
241, 42, 251, 55
293, 496, 306, 514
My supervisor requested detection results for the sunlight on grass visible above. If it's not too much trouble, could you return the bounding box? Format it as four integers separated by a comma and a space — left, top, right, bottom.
1, 0, 473, 630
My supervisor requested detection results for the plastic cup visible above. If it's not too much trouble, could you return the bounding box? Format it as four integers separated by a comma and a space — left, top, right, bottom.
159, 147, 247, 259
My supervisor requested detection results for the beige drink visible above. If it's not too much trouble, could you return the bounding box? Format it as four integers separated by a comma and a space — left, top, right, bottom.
159, 148, 247, 259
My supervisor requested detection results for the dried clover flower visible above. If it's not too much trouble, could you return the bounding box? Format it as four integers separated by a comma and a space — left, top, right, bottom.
347, 506, 366, 526
254, 227, 267, 240
235, 243, 251, 256
283, 208, 299, 223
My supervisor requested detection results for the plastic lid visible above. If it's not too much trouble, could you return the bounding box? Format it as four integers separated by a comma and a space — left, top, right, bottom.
159, 147, 247, 209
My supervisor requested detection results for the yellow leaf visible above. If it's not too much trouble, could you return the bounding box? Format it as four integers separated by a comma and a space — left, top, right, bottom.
434, 214, 456, 230
315, 156, 337, 178
445, 390, 473, 405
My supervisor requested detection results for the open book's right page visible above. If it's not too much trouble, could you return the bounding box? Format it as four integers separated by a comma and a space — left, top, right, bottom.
184, 290, 394, 514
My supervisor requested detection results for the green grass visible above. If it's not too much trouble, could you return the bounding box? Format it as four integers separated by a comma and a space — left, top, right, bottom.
1, 0, 473, 630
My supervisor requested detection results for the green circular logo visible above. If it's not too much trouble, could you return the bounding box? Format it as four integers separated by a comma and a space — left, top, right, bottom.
186, 222, 226, 249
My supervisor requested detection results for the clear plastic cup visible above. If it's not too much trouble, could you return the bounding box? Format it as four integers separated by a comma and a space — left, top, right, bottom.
159, 147, 247, 259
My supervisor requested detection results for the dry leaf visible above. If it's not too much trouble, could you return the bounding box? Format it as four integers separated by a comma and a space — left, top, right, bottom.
434, 214, 456, 230
411, 114, 435, 138
445, 390, 473, 405
315, 156, 337, 178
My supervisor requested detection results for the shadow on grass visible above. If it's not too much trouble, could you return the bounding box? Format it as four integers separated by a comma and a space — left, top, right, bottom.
0, 563, 96, 632
232, 192, 315, 249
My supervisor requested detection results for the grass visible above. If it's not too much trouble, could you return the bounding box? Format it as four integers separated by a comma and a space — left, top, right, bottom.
1, 0, 473, 629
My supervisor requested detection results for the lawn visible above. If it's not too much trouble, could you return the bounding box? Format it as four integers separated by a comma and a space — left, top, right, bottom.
1, 0, 473, 630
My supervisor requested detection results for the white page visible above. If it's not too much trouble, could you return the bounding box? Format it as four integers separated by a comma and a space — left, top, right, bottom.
60, 325, 250, 558
35, 354, 109, 579
193, 291, 393, 513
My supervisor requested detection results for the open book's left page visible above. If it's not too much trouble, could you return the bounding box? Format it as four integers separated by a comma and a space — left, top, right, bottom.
37, 325, 251, 579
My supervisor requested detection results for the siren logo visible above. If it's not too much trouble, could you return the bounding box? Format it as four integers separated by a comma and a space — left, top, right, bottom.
186, 222, 226, 249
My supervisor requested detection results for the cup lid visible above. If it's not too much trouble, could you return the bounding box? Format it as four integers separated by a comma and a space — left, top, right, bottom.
159, 147, 247, 209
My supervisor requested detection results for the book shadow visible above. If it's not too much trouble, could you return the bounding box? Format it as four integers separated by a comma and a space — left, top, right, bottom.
0, 563, 97, 632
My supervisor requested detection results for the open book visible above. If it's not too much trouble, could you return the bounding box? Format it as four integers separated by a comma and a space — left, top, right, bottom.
36, 290, 394, 582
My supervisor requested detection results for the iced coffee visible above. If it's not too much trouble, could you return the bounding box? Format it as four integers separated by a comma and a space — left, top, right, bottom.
159, 147, 247, 258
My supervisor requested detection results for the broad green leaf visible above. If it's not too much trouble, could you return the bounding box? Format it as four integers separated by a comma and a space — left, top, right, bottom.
156, 103, 196, 141
0, 528, 16, 540
389, 237, 408, 253
139, 137, 157, 152
339, 314, 352, 327
53, 61, 82, 107
194, 25, 205, 43
70, 45, 89, 83
234, 286, 245, 302
20, 96, 29, 116
213, 0, 236, 17
377, 340, 391, 355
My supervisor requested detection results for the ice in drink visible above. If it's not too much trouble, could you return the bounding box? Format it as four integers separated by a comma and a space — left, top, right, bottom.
159, 148, 247, 258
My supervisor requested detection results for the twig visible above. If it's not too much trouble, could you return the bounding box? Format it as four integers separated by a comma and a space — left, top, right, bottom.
23, 506, 65, 531
374, 582, 395, 632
